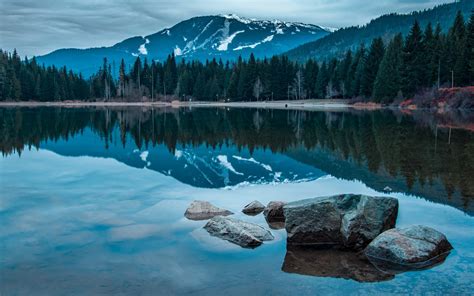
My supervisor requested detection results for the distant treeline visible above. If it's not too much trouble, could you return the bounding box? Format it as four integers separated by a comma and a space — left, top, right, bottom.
1, 11, 473, 103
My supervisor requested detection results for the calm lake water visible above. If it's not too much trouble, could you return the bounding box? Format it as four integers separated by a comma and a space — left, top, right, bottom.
1, 107, 473, 295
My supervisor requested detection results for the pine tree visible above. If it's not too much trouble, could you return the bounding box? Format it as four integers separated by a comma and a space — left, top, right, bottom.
163, 54, 177, 95
468, 12, 474, 84
449, 11, 468, 86
402, 21, 425, 96
350, 45, 366, 98
423, 23, 438, 87
303, 59, 318, 99
227, 69, 239, 100
338, 50, 352, 97
361, 37, 385, 98
119, 59, 126, 98
193, 72, 205, 99
373, 34, 403, 103
315, 61, 328, 99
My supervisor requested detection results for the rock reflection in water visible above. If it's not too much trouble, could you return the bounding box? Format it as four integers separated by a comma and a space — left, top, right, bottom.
281, 246, 394, 282
266, 220, 286, 230
366, 252, 451, 275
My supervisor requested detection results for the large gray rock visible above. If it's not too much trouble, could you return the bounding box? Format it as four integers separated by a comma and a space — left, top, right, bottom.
204, 216, 274, 248
242, 200, 265, 215
364, 225, 453, 270
184, 200, 233, 220
283, 194, 398, 249
263, 201, 286, 222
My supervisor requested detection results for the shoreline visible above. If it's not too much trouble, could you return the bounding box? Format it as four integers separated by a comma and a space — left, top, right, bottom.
0, 99, 359, 110
2, 100, 471, 112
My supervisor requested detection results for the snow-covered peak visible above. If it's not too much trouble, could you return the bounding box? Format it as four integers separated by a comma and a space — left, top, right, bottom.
220, 14, 256, 24
217, 14, 326, 32
320, 26, 338, 33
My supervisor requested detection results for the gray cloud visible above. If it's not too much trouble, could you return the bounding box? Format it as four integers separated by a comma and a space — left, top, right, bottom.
0, 0, 451, 57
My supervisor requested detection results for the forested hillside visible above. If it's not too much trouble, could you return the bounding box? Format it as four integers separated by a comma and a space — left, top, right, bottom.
1, 11, 473, 105
285, 0, 474, 62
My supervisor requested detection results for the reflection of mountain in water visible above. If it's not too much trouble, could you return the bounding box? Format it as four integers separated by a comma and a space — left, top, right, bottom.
42, 128, 323, 188
1, 107, 473, 214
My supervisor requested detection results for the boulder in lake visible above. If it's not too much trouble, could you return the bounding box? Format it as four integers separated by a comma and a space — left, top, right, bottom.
263, 201, 286, 222
364, 225, 453, 271
283, 194, 398, 250
204, 216, 274, 248
242, 200, 265, 215
184, 200, 233, 220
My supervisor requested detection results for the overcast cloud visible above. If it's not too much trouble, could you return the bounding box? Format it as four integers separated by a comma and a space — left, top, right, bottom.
0, 0, 452, 57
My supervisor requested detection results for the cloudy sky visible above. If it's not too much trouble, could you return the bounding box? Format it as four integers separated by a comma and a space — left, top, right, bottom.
1, 0, 452, 57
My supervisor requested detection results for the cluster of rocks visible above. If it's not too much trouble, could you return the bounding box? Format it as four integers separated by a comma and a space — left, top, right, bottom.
184, 200, 283, 248
184, 194, 453, 275
282, 194, 452, 276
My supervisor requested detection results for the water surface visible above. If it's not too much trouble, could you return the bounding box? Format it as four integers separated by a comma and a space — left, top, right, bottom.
1, 107, 473, 295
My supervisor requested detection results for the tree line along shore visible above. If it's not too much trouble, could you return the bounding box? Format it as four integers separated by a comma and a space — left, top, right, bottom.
1, 12, 473, 108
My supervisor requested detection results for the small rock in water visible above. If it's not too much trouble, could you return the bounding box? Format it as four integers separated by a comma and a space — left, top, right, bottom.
283, 194, 398, 250
263, 201, 287, 222
364, 225, 453, 271
184, 200, 233, 220
242, 200, 265, 215
204, 216, 274, 248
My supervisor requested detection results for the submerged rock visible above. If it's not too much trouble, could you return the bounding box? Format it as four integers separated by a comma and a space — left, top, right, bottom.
263, 201, 286, 222
282, 246, 394, 282
204, 216, 274, 248
364, 225, 453, 271
184, 200, 233, 220
242, 200, 265, 215
283, 194, 398, 249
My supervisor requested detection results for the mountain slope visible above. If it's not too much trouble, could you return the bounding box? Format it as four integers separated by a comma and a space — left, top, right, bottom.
37, 14, 329, 76
285, 0, 474, 62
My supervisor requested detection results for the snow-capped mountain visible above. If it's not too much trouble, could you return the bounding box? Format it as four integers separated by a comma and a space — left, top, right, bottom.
37, 14, 330, 76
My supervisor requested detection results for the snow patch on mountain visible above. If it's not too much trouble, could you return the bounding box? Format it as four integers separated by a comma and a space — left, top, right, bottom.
321, 26, 338, 32
182, 19, 215, 54
140, 151, 149, 162
174, 149, 183, 159
217, 155, 243, 175
217, 20, 245, 51
233, 34, 275, 51
221, 13, 255, 24
262, 35, 274, 42
174, 46, 183, 56
218, 30, 245, 51
232, 155, 272, 171
136, 38, 150, 55
138, 44, 148, 55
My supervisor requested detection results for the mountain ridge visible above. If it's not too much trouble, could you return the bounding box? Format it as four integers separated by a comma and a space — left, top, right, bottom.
285, 0, 474, 62
37, 14, 330, 76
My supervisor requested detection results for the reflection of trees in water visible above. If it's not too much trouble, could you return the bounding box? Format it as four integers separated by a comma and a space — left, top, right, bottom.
1, 107, 473, 210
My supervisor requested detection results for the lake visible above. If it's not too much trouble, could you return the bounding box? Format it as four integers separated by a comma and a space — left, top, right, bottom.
0, 107, 473, 295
